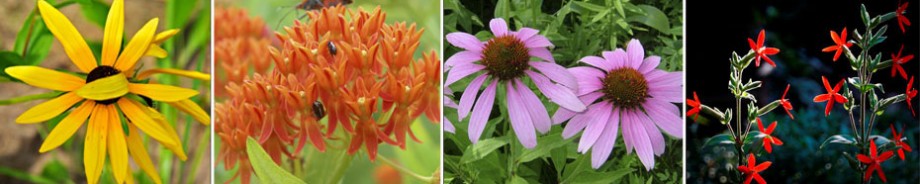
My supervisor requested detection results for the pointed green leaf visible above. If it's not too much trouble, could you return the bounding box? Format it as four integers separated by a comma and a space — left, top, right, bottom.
245, 137, 306, 184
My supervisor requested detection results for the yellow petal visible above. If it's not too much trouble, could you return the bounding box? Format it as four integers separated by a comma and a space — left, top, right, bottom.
100, 0, 124, 66
125, 167, 136, 184
16, 92, 83, 123
141, 105, 188, 160
5, 66, 85, 91
39, 101, 94, 153
114, 18, 158, 71
144, 45, 168, 58
84, 104, 109, 184
36, 0, 97, 73
152, 29, 179, 44
167, 99, 210, 125
128, 83, 198, 102
126, 123, 163, 184
137, 68, 211, 81
76, 73, 129, 100
107, 105, 129, 184
116, 98, 179, 149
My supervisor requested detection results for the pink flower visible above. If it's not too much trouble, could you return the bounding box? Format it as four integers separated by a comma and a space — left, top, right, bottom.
445, 18, 585, 148
553, 39, 683, 170
444, 89, 458, 133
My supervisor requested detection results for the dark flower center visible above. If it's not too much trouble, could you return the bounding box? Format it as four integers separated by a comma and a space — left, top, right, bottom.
86, 65, 122, 105
481, 35, 529, 81
601, 68, 649, 109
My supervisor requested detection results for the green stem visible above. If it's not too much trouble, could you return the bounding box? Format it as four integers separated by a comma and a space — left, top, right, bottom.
378, 155, 432, 182
0, 91, 61, 105
183, 129, 209, 184
324, 150, 354, 184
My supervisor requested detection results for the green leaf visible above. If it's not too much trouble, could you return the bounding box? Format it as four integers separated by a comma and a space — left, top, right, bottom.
626, 5, 670, 33
518, 131, 570, 162
571, 1, 606, 13
245, 137, 306, 184
0, 51, 23, 80
40, 160, 69, 183
0, 166, 57, 184
571, 168, 634, 184
494, 0, 511, 19
460, 137, 508, 164
819, 135, 856, 149
75, 0, 110, 28
701, 133, 734, 149
510, 175, 528, 184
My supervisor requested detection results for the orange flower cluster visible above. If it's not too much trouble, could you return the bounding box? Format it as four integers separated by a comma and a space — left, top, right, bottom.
215, 5, 440, 183
214, 7, 273, 98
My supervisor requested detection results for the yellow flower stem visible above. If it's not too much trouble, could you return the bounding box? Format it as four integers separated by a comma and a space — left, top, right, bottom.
377, 154, 432, 182
0, 91, 62, 105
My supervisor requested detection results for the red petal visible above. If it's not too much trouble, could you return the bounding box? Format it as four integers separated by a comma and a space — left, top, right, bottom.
857, 154, 873, 163
757, 30, 766, 48
764, 56, 776, 67
814, 94, 831, 102
782, 84, 790, 98
822, 46, 838, 52
832, 79, 844, 93
744, 173, 755, 184
834, 94, 848, 103
830, 30, 841, 44
754, 161, 772, 171
754, 173, 767, 184
825, 101, 833, 116
767, 121, 777, 133
748, 38, 758, 51
773, 137, 783, 145
840, 28, 848, 43
821, 76, 832, 92
747, 153, 756, 168
763, 47, 780, 55
869, 141, 878, 158
757, 118, 766, 132
784, 108, 795, 120
877, 166, 887, 183
878, 150, 894, 160
834, 49, 843, 61
764, 140, 773, 153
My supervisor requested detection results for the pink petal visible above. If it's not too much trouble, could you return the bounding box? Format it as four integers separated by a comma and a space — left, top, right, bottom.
624, 110, 656, 171
446, 51, 482, 68
506, 81, 538, 148
626, 39, 645, 69
638, 113, 666, 156
643, 98, 683, 138
605, 49, 629, 69
563, 102, 603, 139
446, 32, 484, 52
515, 28, 539, 42
458, 74, 488, 120
591, 109, 620, 169
490, 18, 509, 36
638, 56, 661, 74
514, 79, 552, 134
649, 88, 683, 103
621, 111, 634, 153
445, 63, 485, 87
580, 56, 614, 72
647, 71, 683, 89
529, 47, 555, 63
552, 92, 602, 125
578, 102, 613, 153
531, 61, 578, 90
468, 80, 498, 144
523, 34, 553, 48
527, 71, 586, 112
444, 117, 455, 133
568, 66, 605, 96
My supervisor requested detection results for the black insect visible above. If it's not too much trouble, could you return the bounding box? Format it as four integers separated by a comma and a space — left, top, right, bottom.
327, 41, 337, 56
312, 101, 326, 119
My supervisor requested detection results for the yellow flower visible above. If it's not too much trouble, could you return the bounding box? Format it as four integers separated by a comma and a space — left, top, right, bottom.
3, 0, 210, 183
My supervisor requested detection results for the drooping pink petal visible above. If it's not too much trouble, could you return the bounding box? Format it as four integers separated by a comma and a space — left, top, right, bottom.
621, 111, 635, 153
580, 56, 615, 72
563, 101, 605, 139
445, 63, 485, 87
590, 108, 620, 169
527, 71, 586, 112
643, 98, 683, 138
647, 71, 683, 89
604, 49, 629, 69
490, 18, 509, 36
506, 81, 537, 148
577, 102, 613, 153
468, 80, 498, 144
445, 51, 482, 68
568, 66, 605, 96
446, 32, 484, 52
514, 79, 551, 134
638, 113, 666, 156
552, 92, 602, 124
638, 56, 661, 74
458, 74, 488, 120
531, 61, 578, 90
444, 117, 455, 133
515, 28, 539, 43
626, 39, 645, 69
529, 47, 555, 63
523, 34, 553, 48
625, 110, 656, 170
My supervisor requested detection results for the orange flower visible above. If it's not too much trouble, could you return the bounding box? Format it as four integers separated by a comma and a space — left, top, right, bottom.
737, 153, 771, 184
890, 44, 913, 80
342, 78, 396, 161
757, 118, 783, 154
890, 124, 913, 160
214, 7, 273, 98
857, 141, 894, 183
907, 76, 918, 116
821, 28, 853, 62
778, 84, 794, 120
747, 29, 780, 67
686, 91, 701, 121
813, 76, 848, 116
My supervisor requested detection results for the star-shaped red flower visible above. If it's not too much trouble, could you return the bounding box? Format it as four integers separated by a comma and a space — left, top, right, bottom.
748, 29, 780, 67
890, 124, 913, 160
821, 28, 853, 62
897, 1, 911, 33
758, 118, 783, 153
908, 76, 918, 116
779, 84, 794, 120
687, 91, 702, 121
813, 76, 848, 116
857, 141, 894, 183
891, 45, 913, 80
738, 153, 771, 184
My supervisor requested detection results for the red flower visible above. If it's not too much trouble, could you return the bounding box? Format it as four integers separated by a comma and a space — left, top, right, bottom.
821, 28, 853, 62
813, 76, 848, 116
779, 84, 794, 120
891, 44, 914, 80
737, 153, 771, 184
890, 124, 913, 160
857, 141, 894, 183
908, 76, 918, 116
747, 29, 780, 67
758, 118, 784, 154
687, 91, 702, 121
897, 1, 911, 33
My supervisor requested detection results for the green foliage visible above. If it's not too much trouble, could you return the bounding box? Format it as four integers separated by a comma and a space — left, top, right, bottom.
245, 137, 307, 184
